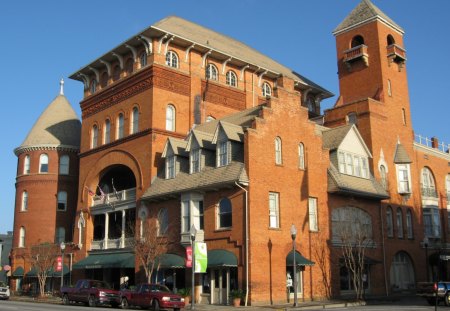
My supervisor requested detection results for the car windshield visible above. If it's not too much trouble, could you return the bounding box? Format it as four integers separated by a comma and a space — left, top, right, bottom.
0, 283, 6, 288
151, 284, 171, 293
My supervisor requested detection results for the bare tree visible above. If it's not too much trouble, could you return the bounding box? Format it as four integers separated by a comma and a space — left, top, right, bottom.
30, 242, 59, 298
333, 207, 372, 301
311, 230, 332, 299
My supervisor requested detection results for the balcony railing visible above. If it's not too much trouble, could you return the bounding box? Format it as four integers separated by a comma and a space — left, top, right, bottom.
421, 187, 438, 198
387, 44, 407, 64
93, 188, 136, 207
91, 237, 134, 250
415, 134, 450, 154
344, 44, 369, 62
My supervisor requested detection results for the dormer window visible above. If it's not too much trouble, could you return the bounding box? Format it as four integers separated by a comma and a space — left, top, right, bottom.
337, 151, 369, 178
190, 148, 200, 173
166, 155, 176, 179
396, 164, 411, 194
217, 141, 229, 167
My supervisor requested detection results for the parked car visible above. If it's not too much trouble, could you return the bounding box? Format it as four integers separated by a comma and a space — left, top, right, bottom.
61, 279, 120, 307
0, 282, 10, 300
416, 281, 450, 305
120, 283, 185, 310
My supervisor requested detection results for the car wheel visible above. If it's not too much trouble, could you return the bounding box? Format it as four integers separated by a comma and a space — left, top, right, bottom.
121, 297, 129, 309
88, 295, 97, 307
152, 299, 160, 311
445, 293, 450, 306
62, 294, 70, 305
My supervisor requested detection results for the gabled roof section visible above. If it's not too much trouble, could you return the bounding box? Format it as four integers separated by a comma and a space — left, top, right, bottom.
322, 124, 372, 157
161, 137, 188, 158
333, 0, 404, 35
185, 130, 214, 152
15, 94, 81, 155
393, 142, 412, 163
212, 121, 245, 144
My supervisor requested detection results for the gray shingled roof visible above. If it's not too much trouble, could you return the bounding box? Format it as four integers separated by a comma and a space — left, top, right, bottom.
214, 121, 245, 143
328, 164, 389, 200
186, 130, 215, 151
393, 142, 412, 163
15, 95, 81, 155
322, 125, 353, 150
142, 161, 248, 201
163, 137, 188, 158
333, 0, 404, 35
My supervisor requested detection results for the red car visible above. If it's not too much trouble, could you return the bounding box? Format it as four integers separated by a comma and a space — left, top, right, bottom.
120, 283, 184, 310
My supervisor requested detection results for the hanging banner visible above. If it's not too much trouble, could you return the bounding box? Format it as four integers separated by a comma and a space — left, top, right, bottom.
194, 242, 207, 273
185, 246, 193, 268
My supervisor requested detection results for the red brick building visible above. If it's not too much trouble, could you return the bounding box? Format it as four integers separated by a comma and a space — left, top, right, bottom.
10, 0, 450, 305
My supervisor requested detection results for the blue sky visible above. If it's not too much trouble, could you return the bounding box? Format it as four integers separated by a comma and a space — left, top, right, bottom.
1, 0, 449, 233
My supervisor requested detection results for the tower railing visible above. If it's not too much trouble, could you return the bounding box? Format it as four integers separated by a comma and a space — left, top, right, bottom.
415, 134, 450, 154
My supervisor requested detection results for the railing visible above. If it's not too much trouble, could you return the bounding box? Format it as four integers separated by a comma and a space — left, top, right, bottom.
90, 237, 134, 250
386, 44, 406, 61
343, 44, 368, 62
421, 187, 438, 198
92, 188, 136, 207
415, 134, 450, 154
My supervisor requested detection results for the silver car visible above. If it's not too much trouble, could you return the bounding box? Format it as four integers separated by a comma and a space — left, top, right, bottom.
0, 283, 10, 300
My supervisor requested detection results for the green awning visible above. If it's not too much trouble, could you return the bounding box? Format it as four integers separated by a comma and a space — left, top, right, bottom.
25, 267, 38, 277
12, 266, 24, 277
286, 251, 314, 266
73, 252, 135, 269
207, 250, 237, 267
154, 254, 185, 268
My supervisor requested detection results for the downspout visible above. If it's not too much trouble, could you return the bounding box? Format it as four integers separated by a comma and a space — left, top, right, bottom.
380, 205, 389, 296
235, 181, 249, 306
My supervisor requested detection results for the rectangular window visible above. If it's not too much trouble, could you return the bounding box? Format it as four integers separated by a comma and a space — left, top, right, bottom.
396, 210, 403, 238
423, 208, 441, 238
361, 158, 369, 178
338, 152, 346, 173
308, 197, 318, 232
182, 201, 190, 233
345, 154, 353, 175
354, 156, 361, 177
397, 164, 410, 193
217, 141, 229, 167
193, 200, 204, 230
166, 156, 175, 179
406, 211, 413, 239
269, 192, 279, 228
190, 149, 200, 173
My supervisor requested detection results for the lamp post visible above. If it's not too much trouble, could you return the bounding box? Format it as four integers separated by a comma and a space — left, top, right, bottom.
423, 237, 429, 281
190, 225, 197, 310
290, 224, 298, 307
60, 242, 65, 290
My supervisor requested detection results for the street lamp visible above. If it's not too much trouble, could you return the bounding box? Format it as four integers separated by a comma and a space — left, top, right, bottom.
60, 242, 66, 290
190, 225, 197, 310
290, 224, 298, 307
423, 237, 429, 281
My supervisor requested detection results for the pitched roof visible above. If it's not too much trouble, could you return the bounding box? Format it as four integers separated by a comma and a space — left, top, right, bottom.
15, 95, 81, 155
142, 161, 248, 201
213, 121, 245, 143
186, 130, 215, 151
393, 142, 412, 163
162, 137, 188, 158
333, 0, 404, 35
322, 124, 353, 150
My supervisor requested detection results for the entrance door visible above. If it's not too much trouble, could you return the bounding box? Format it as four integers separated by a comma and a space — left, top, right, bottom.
212, 269, 228, 304
286, 266, 303, 300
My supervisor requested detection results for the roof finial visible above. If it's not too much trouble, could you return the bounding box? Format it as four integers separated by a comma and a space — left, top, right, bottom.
60, 78, 64, 95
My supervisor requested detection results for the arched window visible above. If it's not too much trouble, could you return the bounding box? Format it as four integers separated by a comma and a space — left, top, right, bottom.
131, 107, 139, 134
206, 64, 218, 80
298, 143, 305, 169
406, 209, 413, 239
226, 71, 237, 87
19, 227, 25, 247
104, 119, 111, 144
165, 50, 179, 68
218, 198, 232, 228
23, 155, 30, 174
387, 34, 395, 45
59, 155, 69, 175
21, 191, 28, 211
386, 207, 393, 237
140, 51, 147, 68
262, 82, 272, 97
57, 191, 67, 211
351, 35, 365, 48
91, 124, 98, 148
166, 105, 175, 131
113, 65, 121, 81
117, 113, 124, 139
56, 227, 65, 244
39, 154, 48, 173
396, 208, 403, 238
275, 137, 282, 165
421, 167, 436, 197
90, 79, 97, 94
380, 165, 388, 190
125, 58, 134, 75
158, 208, 169, 236
101, 72, 108, 88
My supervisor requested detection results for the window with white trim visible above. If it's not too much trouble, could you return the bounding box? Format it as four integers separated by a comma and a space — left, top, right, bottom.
406, 209, 413, 239
39, 154, 49, 173
423, 207, 441, 238
91, 125, 98, 148
421, 167, 436, 197
166, 105, 176, 131
226, 71, 237, 87
104, 119, 111, 144
21, 191, 28, 211
166, 155, 176, 179
181, 194, 204, 233
218, 198, 232, 229
206, 64, 218, 80
396, 208, 403, 238
117, 113, 124, 139
57, 191, 67, 211
24, 155, 30, 174
19, 227, 25, 247
308, 197, 318, 232
59, 155, 69, 175
166, 50, 179, 68
217, 141, 229, 167
190, 148, 200, 174
396, 164, 411, 194
158, 208, 169, 236
131, 107, 139, 134
140, 52, 147, 68
338, 151, 369, 178
262, 82, 272, 97
269, 192, 280, 228
275, 137, 282, 165
181, 201, 190, 233
56, 227, 65, 244
298, 143, 305, 169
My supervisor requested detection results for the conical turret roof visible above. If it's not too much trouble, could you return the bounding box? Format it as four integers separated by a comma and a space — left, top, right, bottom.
15, 93, 81, 155
333, 0, 403, 35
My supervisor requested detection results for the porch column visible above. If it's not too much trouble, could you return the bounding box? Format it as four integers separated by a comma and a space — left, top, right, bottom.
218, 270, 223, 304
226, 269, 230, 305
121, 209, 126, 248
104, 212, 109, 249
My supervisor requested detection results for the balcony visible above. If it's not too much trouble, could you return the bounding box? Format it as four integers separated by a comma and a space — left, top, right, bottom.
387, 44, 407, 66
93, 188, 136, 207
343, 44, 369, 70
180, 230, 205, 246
421, 187, 439, 206
91, 237, 134, 250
